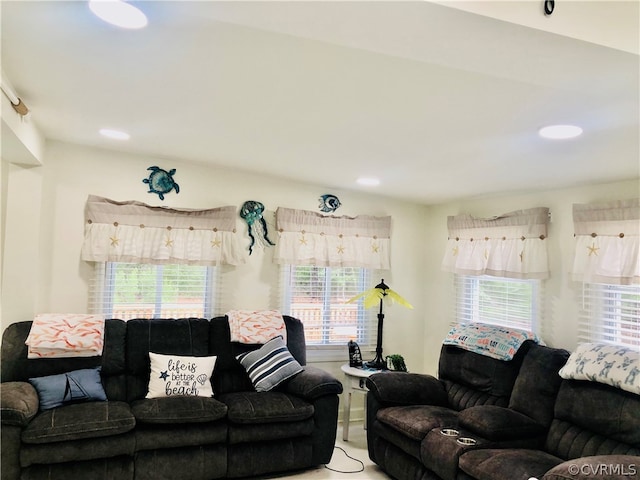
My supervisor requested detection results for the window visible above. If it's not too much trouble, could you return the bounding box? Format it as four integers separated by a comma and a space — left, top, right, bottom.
281, 265, 375, 352
454, 274, 542, 331
578, 283, 640, 347
90, 262, 219, 319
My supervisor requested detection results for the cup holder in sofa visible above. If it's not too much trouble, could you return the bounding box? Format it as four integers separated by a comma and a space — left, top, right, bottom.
439, 428, 460, 437
456, 437, 477, 446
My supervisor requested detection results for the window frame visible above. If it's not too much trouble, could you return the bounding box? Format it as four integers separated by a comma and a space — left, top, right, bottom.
578, 282, 640, 347
90, 261, 219, 320
280, 264, 376, 361
453, 274, 542, 332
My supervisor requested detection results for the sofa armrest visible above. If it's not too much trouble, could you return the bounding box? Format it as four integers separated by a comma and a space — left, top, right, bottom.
1, 381, 39, 427
366, 372, 448, 406
283, 366, 343, 400
458, 405, 546, 441
543, 455, 639, 480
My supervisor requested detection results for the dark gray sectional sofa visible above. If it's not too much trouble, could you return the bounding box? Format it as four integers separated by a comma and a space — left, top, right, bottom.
1, 316, 343, 480
366, 342, 640, 480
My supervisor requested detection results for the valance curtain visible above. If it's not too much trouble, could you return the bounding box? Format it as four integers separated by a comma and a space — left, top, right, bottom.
273, 207, 391, 269
571, 198, 639, 285
81, 195, 245, 266
441, 207, 550, 279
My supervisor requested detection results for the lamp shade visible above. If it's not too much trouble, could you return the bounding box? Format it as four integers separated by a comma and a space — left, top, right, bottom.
347, 280, 413, 310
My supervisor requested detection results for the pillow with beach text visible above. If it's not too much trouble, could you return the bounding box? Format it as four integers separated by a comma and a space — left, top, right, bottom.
146, 353, 217, 398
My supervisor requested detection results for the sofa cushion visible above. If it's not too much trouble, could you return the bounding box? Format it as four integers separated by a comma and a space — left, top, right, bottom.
284, 366, 344, 400
543, 455, 640, 480
21, 401, 135, 444
135, 422, 228, 451
236, 336, 303, 392
458, 405, 546, 441
366, 372, 448, 406
28, 367, 107, 411
1, 320, 128, 402
553, 380, 640, 447
146, 353, 217, 398
220, 391, 313, 424
21, 456, 134, 480
438, 342, 530, 410
509, 344, 569, 426
20, 434, 136, 469
1, 382, 39, 426
208, 315, 307, 395
376, 405, 459, 441
459, 448, 563, 480
227, 418, 315, 444
131, 396, 227, 424
125, 318, 211, 401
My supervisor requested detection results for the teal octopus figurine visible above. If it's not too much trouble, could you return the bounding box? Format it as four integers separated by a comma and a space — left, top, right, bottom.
143, 166, 179, 200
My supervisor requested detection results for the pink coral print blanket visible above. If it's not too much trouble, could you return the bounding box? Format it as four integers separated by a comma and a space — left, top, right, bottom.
25, 314, 105, 359
227, 310, 286, 344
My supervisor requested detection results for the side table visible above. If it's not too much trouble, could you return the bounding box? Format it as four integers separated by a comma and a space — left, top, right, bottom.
341, 364, 383, 441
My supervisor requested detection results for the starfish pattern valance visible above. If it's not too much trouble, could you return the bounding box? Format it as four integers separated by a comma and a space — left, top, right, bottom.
441, 207, 550, 279
273, 207, 391, 269
81, 195, 245, 266
571, 198, 639, 285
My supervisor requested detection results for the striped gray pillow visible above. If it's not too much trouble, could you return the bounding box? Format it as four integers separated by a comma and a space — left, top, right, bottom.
236, 336, 303, 392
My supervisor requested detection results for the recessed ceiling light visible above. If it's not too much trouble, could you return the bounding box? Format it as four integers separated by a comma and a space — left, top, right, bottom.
538, 124, 583, 139
356, 177, 381, 187
89, 0, 148, 29
99, 128, 130, 140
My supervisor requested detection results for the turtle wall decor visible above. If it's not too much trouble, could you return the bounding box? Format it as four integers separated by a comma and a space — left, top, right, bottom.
143, 166, 179, 200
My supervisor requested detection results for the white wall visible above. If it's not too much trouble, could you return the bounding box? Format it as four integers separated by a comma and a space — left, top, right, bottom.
1, 139, 429, 420
420, 178, 640, 375
1, 138, 637, 420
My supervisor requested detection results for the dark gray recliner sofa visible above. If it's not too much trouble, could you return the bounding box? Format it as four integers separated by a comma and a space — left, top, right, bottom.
366, 341, 640, 480
365, 341, 569, 480
458, 378, 640, 480
1, 316, 343, 480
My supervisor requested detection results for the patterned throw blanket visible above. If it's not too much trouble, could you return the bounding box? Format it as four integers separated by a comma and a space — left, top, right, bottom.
25, 314, 105, 359
227, 310, 287, 344
443, 322, 541, 361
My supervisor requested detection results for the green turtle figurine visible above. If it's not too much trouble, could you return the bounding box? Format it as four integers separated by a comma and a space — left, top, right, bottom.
143, 166, 179, 200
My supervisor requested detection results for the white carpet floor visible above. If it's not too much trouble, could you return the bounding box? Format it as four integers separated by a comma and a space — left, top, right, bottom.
263, 422, 391, 479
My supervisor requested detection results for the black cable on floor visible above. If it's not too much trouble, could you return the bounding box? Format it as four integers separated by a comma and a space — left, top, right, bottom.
324, 445, 365, 473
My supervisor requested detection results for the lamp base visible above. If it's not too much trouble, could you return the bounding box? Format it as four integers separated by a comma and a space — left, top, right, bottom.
364, 355, 387, 370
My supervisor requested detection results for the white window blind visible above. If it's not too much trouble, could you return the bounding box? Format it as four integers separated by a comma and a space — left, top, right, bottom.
578, 283, 640, 347
90, 262, 220, 319
454, 274, 542, 331
280, 264, 375, 352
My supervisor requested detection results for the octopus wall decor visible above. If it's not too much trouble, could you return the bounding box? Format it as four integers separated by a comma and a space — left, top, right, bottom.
240, 200, 275, 255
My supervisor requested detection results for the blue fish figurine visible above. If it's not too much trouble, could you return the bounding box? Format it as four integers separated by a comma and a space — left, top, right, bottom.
319, 194, 341, 213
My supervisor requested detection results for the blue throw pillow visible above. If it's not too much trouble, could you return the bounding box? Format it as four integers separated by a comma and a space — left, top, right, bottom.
28, 367, 107, 411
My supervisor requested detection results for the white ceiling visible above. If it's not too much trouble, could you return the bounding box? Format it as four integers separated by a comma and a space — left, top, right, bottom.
2, 1, 638, 205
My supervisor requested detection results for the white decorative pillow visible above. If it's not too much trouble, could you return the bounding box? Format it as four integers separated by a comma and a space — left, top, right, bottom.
559, 343, 640, 395
236, 336, 303, 392
146, 353, 217, 399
